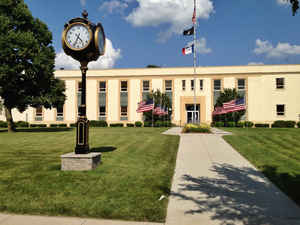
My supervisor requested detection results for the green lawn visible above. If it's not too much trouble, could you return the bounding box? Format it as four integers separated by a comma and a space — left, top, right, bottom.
222, 128, 300, 206
0, 127, 179, 222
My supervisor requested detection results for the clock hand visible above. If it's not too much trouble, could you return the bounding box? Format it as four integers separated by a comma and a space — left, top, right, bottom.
73, 33, 80, 46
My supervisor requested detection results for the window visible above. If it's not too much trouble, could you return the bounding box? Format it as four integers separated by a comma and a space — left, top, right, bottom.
121, 81, 128, 92
200, 79, 203, 90
238, 79, 245, 90
165, 80, 172, 92
99, 81, 106, 92
78, 82, 82, 92
121, 106, 127, 116
143, 80, 150, 92
276, 104, 285, 116
276, 78, 284, 89
182, 80, 186, 91
99, 106, 106, 116
35, 106, 43, 121
56, 106, 64, 121
191, 80, 194, 91
214, 80, 221, 91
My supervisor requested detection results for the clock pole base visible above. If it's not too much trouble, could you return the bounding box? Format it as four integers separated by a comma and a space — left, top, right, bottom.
75, 117, 90, 154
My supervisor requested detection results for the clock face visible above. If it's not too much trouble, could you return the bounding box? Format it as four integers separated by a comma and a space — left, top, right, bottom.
65, 23, 91, 50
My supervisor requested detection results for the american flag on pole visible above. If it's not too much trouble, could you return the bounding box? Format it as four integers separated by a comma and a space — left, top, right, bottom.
153, 106, 167, 115
192, 0, 196, 24
212, 106, 227, 115
136, 99, 154, 113
223, 98, 246, 113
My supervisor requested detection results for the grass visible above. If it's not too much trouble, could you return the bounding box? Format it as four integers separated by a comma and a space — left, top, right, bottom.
0, 127, 180, 222
221, 127, 300, 206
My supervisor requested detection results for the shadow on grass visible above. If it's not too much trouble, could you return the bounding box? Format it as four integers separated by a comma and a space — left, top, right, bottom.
171, 163, 300, 225
90, 146, 117, 153
16, 128, 74, 132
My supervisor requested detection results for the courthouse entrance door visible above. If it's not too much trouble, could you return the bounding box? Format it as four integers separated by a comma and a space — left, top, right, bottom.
186, 104, 200, 124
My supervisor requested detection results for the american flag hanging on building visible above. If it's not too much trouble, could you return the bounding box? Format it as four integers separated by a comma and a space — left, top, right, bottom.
136, 99, 154, 113
223, 98, 246, 113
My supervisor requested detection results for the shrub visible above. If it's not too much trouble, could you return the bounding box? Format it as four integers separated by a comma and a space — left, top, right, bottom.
58, 123, 67, 127
126, 123, 134, 127
135, 121, 143, 127
0, 121, 7, 128
15, 121, 29, 128
255, 123, 269, 128
271, 120, 296, 128
89, 120, 108, 127
144, 121, 152, 127
236, 122, 244, 128
30, 124, 47, 128
110, 123, 124, 127
50, 124, 58, 127
182, 123, 211, 133
70, 123, 76, 127
210, 122, 216, 127
244, 121, 254, 128
154, 121, 163, 127
298, 121, 300, 128
215, 121, 224, 127
226, 121, 235, 127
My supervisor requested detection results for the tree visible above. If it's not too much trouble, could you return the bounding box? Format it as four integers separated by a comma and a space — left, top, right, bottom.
213, 88, 245, 123
143, 89, 172, 122
290, 0, 299, 15
146, 65, 161, 68
0, 0, 65, 132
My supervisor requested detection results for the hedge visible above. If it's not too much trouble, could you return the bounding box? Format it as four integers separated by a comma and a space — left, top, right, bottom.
89, 120, 108, 127
15, 121, 29, 127
30, 124, 47, 128
126, 123, 134, 127
215, 121, 224, 127
236, 122, 244, 128
0, 121, 7, 128
298, 121, 300, 128
135, 121, 143, 127
244, 121, 254, 128
254, 123, 269, 128
271, 120, 296, 128
144, 121, 153, 127
225, 122, 235, 127
109, 123, 124, 127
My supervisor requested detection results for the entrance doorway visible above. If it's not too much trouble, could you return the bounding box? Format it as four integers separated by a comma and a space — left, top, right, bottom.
186, 104, 200, 124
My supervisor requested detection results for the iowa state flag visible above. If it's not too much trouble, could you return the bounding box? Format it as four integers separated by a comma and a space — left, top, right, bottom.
182, 44, 194, 55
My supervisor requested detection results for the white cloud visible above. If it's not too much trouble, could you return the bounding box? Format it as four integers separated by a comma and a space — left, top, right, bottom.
254, 39, 300, 58
187, 38, 212, 54
80, 0, 86, 7
248, 62, 264, 65
125, 0, 214, 41
55, 38, 121, 70
277, 0, 289, 5
99, 0, 129, 14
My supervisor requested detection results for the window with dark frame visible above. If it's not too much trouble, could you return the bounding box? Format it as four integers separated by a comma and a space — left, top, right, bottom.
276, 104, 285, 116
182, 80, 186, 91
121, 106, 127, 116
99, 81, 106, 92
56, 106, 64, 121
121, 81, 128, 92
99, 106, 106, 116
276, 78, 284, 89
143, 80, 150, 92
35, 106, 43, 121
238, 79, 245, 90
200, 79, 203, 90
165, 80, 172, 91
191, 80, 194, 91
214, 79, 221, 91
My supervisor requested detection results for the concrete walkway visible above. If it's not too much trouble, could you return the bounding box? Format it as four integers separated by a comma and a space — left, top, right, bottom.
1, 127, 300, 225
164, 127, 300, 225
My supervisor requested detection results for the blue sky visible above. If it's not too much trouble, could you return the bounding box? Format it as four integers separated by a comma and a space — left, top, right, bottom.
24, 0, 300, 69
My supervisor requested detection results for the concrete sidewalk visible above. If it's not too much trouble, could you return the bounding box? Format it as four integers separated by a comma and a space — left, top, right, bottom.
164, 127, 300, 225
1, 127, 300, 225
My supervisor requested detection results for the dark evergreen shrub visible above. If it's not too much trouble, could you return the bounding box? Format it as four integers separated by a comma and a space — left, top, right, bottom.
0, 121, 7, 128
15, 121, 29, 127
89, 120, 108, 127
58, 123, 67, 127
272, 120, 296, 128
135, 121, 143, 127
30, 124, 47, 128
50, 124, 58, 127
215, 121, 224, 127
244, 121, 254, 127
236, 122, 244, 128
144, 121, 152, 127
70, 123, 76, 127
126, 123, 134, 127
297, 121, 300, 128
109, 123, 124, 127
226, 122, 235, 127
255, 123, 269, 128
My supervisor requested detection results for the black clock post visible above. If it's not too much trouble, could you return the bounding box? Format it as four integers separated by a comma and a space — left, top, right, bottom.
62, 10, 106, 155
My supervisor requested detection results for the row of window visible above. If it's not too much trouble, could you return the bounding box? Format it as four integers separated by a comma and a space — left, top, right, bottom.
182, 79, 204, 91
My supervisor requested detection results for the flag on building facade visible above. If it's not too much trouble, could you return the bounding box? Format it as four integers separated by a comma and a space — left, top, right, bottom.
192, 0, 196, 24
183, 27, 194, 36
136, 99, 154, 112
223, 98, 246, 113
153, 106, 167, 115
182, 44, 194, 55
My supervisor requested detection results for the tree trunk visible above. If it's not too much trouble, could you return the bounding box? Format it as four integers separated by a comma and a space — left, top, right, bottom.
5, 107, 16, 132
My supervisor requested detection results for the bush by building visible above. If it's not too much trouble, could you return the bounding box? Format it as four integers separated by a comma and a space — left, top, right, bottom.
236, 122, 244, 128
298, 121, 300, 128
255, 123, 269, 128
126, 123, 134, 127
244, 121, 254, 128
182, 123, 211, 133
271, 120, 296, 128
225, 122, 235, 127
30, 124, 47, 128
215, 121, 224, 127
89, 120, 108, 127
143, 121, 153, 127
109, 123, 124, 127
0, 121, 7, 128
135, 121, 143, 127
15, 121, 29, 128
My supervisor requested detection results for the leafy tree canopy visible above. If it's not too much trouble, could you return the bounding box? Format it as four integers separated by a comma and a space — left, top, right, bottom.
146, 65, 161, 68
0, 0, 65, 131
213, 88, 245, 123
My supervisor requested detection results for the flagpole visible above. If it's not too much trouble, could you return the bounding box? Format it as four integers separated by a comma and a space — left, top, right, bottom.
193, 0, 197, 124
